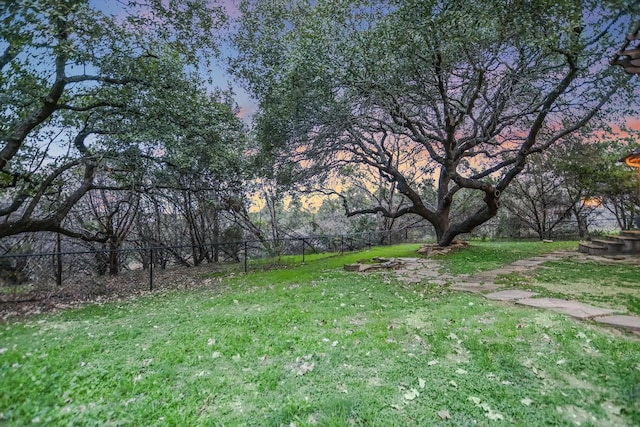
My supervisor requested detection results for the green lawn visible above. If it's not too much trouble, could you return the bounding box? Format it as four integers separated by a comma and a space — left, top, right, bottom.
437, 240, 578, 275
1, 242, 639, 426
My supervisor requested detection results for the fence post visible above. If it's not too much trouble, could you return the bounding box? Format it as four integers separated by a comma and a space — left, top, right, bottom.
244, 241, 248, 273
56, 232, 62, 287
149, 247, 154, 291
302, 238, 305, 263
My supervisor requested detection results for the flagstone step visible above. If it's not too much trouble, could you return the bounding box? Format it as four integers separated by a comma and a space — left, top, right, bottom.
620, 230, 640, 238
515, 297, 617, 320
594, 315, 640, 332
484, 290, 538, 301
578, 241, 608, 256
448, 282, 499, 293
611, 234, 640, 252
579, 232, 640, 255
590, 239, 625, 254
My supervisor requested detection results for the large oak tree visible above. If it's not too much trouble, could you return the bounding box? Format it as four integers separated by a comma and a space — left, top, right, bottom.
233, 0, 638, 246
0, 0, 228, 241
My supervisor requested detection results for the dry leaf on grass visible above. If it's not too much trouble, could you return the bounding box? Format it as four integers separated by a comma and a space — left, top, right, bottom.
437, 410, 451, 420
521, 398, 533, 406
403, 388, 419, 400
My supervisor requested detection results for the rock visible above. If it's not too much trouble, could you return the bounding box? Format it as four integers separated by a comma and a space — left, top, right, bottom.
380, 261, 404, 269
485, 290, 538, 301
594, 315, 640, 332
516, 298, 616, 320
417, 240, 469, 257
359, 264, 382, 272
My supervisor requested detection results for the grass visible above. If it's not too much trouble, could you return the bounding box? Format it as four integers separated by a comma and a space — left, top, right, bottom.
438, 240, 577, 275
202, 244, 424, 278
1, 241, 639, 426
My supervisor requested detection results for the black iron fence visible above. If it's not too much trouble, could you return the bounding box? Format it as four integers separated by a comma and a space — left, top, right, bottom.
0, 226, 432, 303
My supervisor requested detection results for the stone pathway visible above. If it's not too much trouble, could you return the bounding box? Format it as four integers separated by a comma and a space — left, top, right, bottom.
351, 250, 640, 333
449, 250, 640, 334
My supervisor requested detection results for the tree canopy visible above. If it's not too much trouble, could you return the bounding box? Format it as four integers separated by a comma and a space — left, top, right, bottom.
0, 0, 239, 241
232, 0, 639, 246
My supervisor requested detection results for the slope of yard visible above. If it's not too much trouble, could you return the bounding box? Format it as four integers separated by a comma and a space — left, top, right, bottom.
1, 242, 639, 426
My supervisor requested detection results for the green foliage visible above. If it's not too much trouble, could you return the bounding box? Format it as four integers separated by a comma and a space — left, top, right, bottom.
0, 0, 243, 241
232, 0, 639, 245
553, 138, 640, 229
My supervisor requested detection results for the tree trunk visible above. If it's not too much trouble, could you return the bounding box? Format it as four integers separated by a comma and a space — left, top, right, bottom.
108, 239, 119, 275
212, 208, 220, 263
436, 191, 500, 246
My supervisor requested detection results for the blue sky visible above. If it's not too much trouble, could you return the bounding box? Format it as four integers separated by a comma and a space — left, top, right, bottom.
90, 0, 257, 121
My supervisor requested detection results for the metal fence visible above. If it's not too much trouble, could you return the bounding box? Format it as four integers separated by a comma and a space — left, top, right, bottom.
0, 226, 432, 303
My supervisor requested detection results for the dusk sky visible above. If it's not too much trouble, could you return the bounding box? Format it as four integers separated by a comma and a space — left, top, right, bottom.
89, 1, 639, 132
89, 0, 257, 120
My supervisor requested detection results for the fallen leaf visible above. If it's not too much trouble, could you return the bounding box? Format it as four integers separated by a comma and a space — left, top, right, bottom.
447, 333, 459, 340
418, 378, 426, 389
556, 359, 566, 365
207, 338, 215, 346
601, 401, 623, 415
437, 410, 451, 420
427, 360, 439, 366
297, 362, 315, 376
404, 388, 419, 400
449, 380, 458, 388
455, 368, 467, 375
486, 410, 504, 421
468, 396, 481, 405
521, 398, 533, 406
0, 348, 7, 354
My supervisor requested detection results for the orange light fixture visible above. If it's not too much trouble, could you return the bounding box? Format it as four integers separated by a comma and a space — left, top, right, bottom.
625, 155, 640, 169
621, 147, 640, 169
